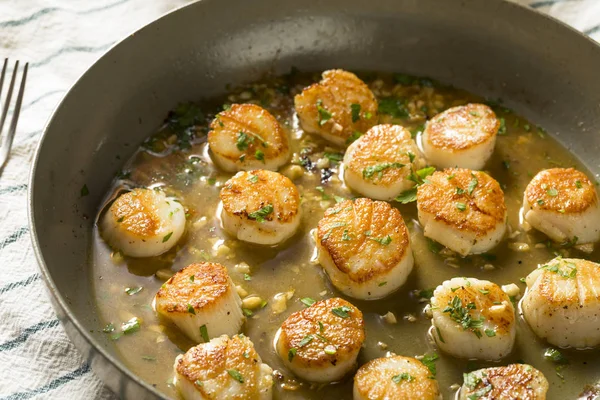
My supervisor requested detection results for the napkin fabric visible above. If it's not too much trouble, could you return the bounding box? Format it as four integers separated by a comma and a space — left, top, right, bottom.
0, 0, 599, 399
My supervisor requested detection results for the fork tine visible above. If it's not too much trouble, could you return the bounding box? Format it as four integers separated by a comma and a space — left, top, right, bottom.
0, 61, 27, 171
0, 59, 7, 110
0, 60, 19, 137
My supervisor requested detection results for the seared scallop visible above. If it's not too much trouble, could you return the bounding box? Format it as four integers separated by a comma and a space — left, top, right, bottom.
417, 168, 507, 256
421, 103, 500, 170
343, 124, 426, 201
316, 198, 414, 300
522, 257, 600, 348
100, 188, 186, 257
154, 263, 244, 343
294, 69, 378, 146
353, 355, 441, 400
430, 277, 516, 360
275, 297, 365, 382
174, 334, 273, 400
208, 103, 290, 172
459, 364, 549, 400
523, 168, 600, 244
220, 170, 301, 245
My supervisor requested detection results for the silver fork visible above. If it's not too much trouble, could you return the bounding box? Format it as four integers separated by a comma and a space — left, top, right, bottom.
0, 59, 28, 171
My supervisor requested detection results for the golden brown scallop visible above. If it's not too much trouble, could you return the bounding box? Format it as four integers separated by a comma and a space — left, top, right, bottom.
294, 69, 378, 145
219, 170, 301, 245
430, 277, 516, 360
208, 103, 290, 172
421, 103, 499, 170
316, 198, 413, 299
275, 297, 365, 382
523, 168, 600, 244
353, 355, 441, 400
459, 364, 548, 400
416, 168, 507, 255
174, 334, 273, 400
343, 124, 426, 200
154, 263, 244, 343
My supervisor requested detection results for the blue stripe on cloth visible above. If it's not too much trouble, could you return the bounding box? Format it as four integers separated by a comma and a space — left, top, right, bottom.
0, 227, 29, 250
530, 0, 574, 8
0, 0, 131, 28
0, 274, 40, 295
0, 184, 27, 195
585, 24, 600, 35
22, 90, 65, 110
0, 320, 60, 352
0, 363, 91, 400
32, 43, 115, 68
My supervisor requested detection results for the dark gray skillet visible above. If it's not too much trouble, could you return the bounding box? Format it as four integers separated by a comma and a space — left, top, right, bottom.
28, 0, 600, 398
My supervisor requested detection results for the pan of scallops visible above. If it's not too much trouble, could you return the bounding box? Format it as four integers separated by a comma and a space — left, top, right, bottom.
28, 0, 600, 399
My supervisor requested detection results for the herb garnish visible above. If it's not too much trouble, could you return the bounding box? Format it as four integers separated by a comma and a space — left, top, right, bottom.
392, 373, 414, 383
248, 204, 274, 223
331, 305, 352, 318
351, 103, 361, 122
199, 325, 209, 343
363, 162, 405, 180
301, 297, 316, 307
227, 369, 244, 383
316, 100, 332, 126
443, 296, 484, 337
162, 232, 173, 242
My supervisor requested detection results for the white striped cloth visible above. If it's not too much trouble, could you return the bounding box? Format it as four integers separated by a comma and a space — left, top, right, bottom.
0, 0, 598, 399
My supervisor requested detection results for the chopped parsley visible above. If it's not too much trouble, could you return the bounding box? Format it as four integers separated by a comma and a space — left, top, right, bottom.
378, 97, 409, 118
395, 187, 417, 204
427, 238, 443, 254
547, 187, 558, 197
378, 281, 388, 287
244, 273, 252, 281
122, 317, 141, 335
236, 132, 253, 151
467, 384, 492, 399
544, 348, 568, 364
300, 297, 316, 307
468, 174, 478, 195
456, 187, 466, 195
392, 373, 414, 383
456, 202, 467, 212
485, 329, 496, 337
463, 372, 482, 389
367, 234, 392, 245
227, 369, 244, 383
248, 204, 274, 223
351, 103, 361, 122
342, 230, 352, 241
288, 348, 297, 361
418, 288, 435, 299
125, 287, 143, 296
316, 100, 332, 126
247, 174, 259, 183
537, 199, 545, 206
420, 353, 439, 377
443, 296, 484, 337
346, 131, 363, 144
497, 117, 507, 135
199, 325, 209, 343
80, 184, 89, 197
255, 150, 265, 161
331, 305, 352, 318
407, 151, 415, 163
298, 335, 314, 348
102, 323, 115, 333
436, 326, 445, 343
242, 308, 253, 317
162, 232, 173, 243
541, 261, 577, 278
576, 180, 583, 189
187, 304, 196, 314
318, 321, 325, 332
324, 152, 344, 164
363, 162, 405, 180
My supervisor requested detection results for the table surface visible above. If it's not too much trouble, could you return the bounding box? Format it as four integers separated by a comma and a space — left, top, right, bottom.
1, 0, 599, 399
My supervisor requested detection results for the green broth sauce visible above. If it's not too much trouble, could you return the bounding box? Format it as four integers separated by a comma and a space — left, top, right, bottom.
91, 71, 600, 399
